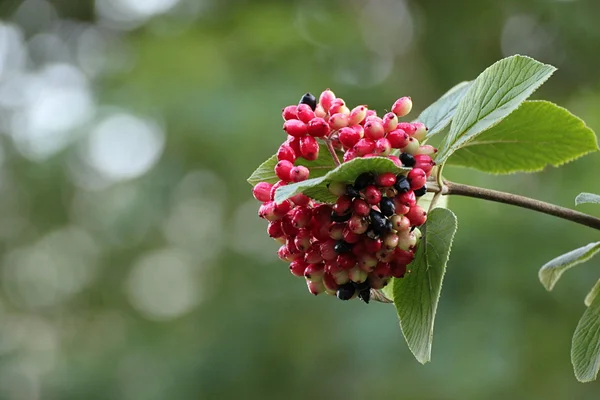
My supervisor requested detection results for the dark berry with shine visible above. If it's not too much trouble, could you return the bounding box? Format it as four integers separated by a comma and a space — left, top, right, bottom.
337, 283, 356, 300
334, 240, 352, 254
331, 211, 352, 222
394, 175, 411, 193
369, 210, 387, 234
299, 92, 317, 111
354, 172, 375, 190
414, 185, 427, 197
346, 184, 360, 198
399, 153, 416, 167
379, 197, 396, 217
358, 289, 371, 304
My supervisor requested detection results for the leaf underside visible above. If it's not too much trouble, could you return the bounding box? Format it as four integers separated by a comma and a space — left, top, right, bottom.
538, 242, 600, 291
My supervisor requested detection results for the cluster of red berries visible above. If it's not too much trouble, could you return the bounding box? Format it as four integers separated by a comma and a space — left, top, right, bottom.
252, 90, 437, 303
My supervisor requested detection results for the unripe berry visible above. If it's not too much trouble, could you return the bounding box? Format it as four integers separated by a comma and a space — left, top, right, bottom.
304, 262, 325, 281
353, 138, 376, 156
376, 172, 396, 187
333, 270, 351, 286
390, 215, 411, 231
314, 104, 326, 118
416, 144, 437, 156
294, 229, 312, 252
364, 120, 385, 140
369, 273, 390, 290
322, 272, 339, 293
328, 181, 347, 197
329, 98, 347, 115
413, 122, 428, 141
299, 135, 319, 160
382, 112, 399, 133
402, 137, 420, 155
358, 253, 378, 272
375, 138, 392, 156
277, 143, 296, 163
337, 253, 357, 270
252, 182, 273, 202
396, 190, 416, 208
338, 127, 361, 149
383, 232, 399, 250
306, 279, 325, 295
408, 168, 427, 190
328, 113, 349, 130
274, 160, 294, 182
290, 165, 310, 182
399, 153, 416, 168
412, 227, 422, 242
392, 96, 413, 117
307, 117, 331, 137
352, 198, 370, 217
395, 122, 415, 136
289, 259, 307, 276
267, 220, 284, 238
364, 185, 382, 205
348, 215, 369, 234
291, 207, 312, 228
394, 248, 415, 265
328, 222, 345, 240
319, 89, 336, 112
387, 129, 410, 149
405, 205, 427, 227
283, 119, 308, 137
290, 193, 310, 206
348, 266, 368, 283
297, 103, 316, 123
349, 105, 368, 125
282, 105, 298, 121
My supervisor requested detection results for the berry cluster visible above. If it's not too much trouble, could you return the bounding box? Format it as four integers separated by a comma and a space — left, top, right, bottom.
252, 90, 437, 303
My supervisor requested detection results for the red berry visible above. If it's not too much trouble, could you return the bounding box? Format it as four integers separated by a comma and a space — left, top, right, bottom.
283, 119, 308, 137
405, 205, 427, 226
364, 119, 385, 140
252, 182, 273, 202
396, 190, 416, 208
297, 103, 316, 123
322, 272, 339, 292
282, 105, 298, 121
390, 262, 407, 278
305, 246, 323, 264
290, 165, 310, 182
397, 122, 416, 136
337, 253, 357, 270
267, 220, 284, 238
277, 143, 296, 163
387, 129, 409, 148
342, 228, 361, 244
343, 150, 357, 162
407, 168, 426, 190
299, 135, 319, 160
320, 239, 338, 261
375, 138, 392, 156
394, 248, 415, 265
333, 195, 353, 215
414, 154, 435, 175
289, 259, 307, 276
290, 193, 310, 206
329, 98, 347, 115
307, 117, 331, 137
295, 229, 312, 252
291, 207, 312, 228
280, 213, 298, 235
376, 172, 396, 187
319, 89, 336, 112
353, 138, 376, 156
364, 185, 382, 205
258, 201, 278, 221
274, 160, 294, 182
364, 237, 382, 253
304, 263, 325, 281
391, 96, 412, 117
352, 198, 370, 217
338, 127, 361, 149
373, 262, 391, 278
348, 215, 369, 234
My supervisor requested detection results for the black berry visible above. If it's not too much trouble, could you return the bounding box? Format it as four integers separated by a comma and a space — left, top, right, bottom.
299, 92, 317, 111
379, 197, 396, 217
354, 172, 375, 190
358, 288, 371, 304
399, 153, 416, 167
334, 240, 352, 254
337, 283, 355, 300
394, 175, 411, 193
346, 184, 360, 198
414, 185, 427, 197
331, 211, 352, 222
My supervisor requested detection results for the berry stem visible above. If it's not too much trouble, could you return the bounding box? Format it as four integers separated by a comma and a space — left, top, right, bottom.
325, 137, 341, 167
428, 181, 600, 231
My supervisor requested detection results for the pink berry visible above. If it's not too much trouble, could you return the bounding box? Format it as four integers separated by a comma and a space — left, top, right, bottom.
252, 182, 273, 202
295, 229, 312, 252
291, 207, 312, 228
277, 143, 296, 163
374, 138, 391, 156
364, 185, 382, 205
319, 89, 336, 112
352, 198, 370, 217
304, 263, 325, 281
275, 160, 294, 182
391, 96, 413, 117
364, 119, 385, 140
289, 259, 307, 276
258, 201, 278, 221
405, 205, 427, 226
388, 155, 402, 168
299, 135, 319, 160
353, 138, 376, 157
329, 98, 347, 115
358, 254, 378, 272
274, 200, 293, 218
305, 246, 323, 264
320, 240, 338, 261
267, 220, 284, 238
408, 168, 427, 190
397, 122, 416, 136
283, 119, 308, 137
414, 154, 435, 175
290, 165, 310, 182
338, 127, 361, 149
297, 103, 316, 123
382, 112, 398, 133
343, 150, 357, 162
329, 113, 349, 130
307, 117, 331, 137
342, 228, 361, 244
282, 105, 298, 121
333, 195, 353, 215
387, 129, 410, 149
290, 193, 310, 206
314, 104, 326, 118
349, 105, 368, 125
376, 172, 396, 187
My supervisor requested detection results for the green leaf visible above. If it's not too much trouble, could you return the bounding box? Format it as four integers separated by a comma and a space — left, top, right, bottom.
417, 191, 449, 212
436, 55, 556, 163
274, 157, 409, 204
585, 278, 600, 307
445, 101, 598, 173
392, 207, 458, 364
572, 294, 600, 382
576, 193, 600, 206
247, 154, 279, 186
419, 81, 472, 139
538, 242, 600, 291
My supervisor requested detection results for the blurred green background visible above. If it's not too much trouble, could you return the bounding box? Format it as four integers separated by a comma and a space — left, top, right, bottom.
0, 0, 599, 399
